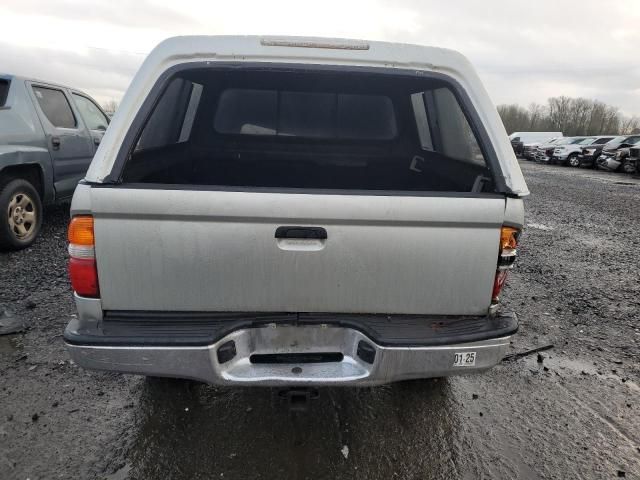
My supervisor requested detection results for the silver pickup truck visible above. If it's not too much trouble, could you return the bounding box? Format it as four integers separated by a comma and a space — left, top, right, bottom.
64, 36, 528, 386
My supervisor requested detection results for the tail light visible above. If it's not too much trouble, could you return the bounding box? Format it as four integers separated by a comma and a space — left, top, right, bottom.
491, 226, 520, 304
68, 215, 99, 297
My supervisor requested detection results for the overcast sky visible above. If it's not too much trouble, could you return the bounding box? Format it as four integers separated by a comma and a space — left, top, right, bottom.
2, 0, 639, 115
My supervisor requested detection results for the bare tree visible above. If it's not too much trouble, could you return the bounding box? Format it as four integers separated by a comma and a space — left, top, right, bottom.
587, 101, 607, 135
547, 96, 573, 133
571, 98, 592, 135
102, 99, 119, 114
497, 104, 532, 134
528, 103, 546, 130
602, 106, 620, 134
620, 116, 640, 135
497, 96, 637, 136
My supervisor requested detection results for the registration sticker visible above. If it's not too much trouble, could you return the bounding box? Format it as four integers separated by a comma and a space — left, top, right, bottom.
453, 352, 476, 367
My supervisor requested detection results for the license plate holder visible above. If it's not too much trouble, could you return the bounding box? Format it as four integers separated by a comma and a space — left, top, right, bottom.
453, 351, 476, 367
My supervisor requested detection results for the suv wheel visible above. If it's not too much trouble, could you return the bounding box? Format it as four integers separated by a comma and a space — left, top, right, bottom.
567, 154, 580, 167
622, 160, 636, 174
0, 178, 43, 250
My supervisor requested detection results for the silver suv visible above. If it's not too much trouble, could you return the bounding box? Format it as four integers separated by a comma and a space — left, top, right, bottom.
64, 36, 528, 386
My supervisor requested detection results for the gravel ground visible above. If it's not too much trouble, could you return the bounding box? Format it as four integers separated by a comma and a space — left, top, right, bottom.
0, 161, 639, 480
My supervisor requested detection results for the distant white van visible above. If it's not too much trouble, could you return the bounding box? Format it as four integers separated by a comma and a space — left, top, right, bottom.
509, 132, 563, 144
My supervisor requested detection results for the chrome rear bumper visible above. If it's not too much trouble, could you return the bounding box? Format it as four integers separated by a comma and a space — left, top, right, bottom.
65, 323, 511, 386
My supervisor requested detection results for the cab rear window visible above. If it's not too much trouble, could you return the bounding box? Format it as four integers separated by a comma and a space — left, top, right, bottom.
122, 66, 494, 194
214, 89, 397, 140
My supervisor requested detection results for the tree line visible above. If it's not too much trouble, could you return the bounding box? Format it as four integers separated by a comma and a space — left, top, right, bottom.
497, 96, 640, 136
102, 100, 118, 114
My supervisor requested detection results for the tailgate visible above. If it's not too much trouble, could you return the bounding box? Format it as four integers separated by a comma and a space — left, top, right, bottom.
91, 188, 503, 315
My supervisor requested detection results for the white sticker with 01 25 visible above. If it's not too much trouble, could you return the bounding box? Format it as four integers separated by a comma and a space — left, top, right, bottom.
453, 352, 476, 367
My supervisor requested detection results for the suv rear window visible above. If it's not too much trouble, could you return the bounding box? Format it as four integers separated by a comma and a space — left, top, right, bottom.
122, 66, 493, 193
0, 79, 9, 107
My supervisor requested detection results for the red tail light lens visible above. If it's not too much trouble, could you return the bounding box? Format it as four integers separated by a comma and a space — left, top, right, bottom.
492, 226, 520, 303
69, 257, 100, 297
68, 216, 99, 297
492, 270, 509, 300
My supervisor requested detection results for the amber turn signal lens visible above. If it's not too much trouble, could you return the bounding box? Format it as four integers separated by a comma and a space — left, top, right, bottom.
500, 226, 519, 251
68, 216, 95, 246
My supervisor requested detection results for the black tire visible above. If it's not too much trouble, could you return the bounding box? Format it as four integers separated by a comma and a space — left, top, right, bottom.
567, 154, 580, 168
622, 160, 636, 174
0, 178, 43, 250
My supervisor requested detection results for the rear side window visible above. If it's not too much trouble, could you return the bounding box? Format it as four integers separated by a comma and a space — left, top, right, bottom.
72, 94, 109, 131
0, 79, 9, 107
123, 67, 494, 193
411, 88, 485, 166
136, 78, 203, 150
32, 86, 76, 128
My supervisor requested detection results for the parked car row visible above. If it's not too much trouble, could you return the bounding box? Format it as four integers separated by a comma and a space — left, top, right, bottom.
509, 132, 562, 157
590, 135, 640, 173
516, 132, 640, 175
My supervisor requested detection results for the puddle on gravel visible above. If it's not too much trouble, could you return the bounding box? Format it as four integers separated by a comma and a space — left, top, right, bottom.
524, 354, 640, 393
119, 378, 471, 480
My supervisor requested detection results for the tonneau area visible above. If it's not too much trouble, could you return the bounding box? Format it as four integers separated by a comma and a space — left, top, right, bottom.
64, 311, 518, 347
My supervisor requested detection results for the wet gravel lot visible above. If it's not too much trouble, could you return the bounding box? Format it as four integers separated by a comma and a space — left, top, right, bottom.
1, 161, 639, 480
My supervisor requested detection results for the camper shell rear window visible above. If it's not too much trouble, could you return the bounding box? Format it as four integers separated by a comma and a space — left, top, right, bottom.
121, 64, 498, 194
214, 89, 397, 140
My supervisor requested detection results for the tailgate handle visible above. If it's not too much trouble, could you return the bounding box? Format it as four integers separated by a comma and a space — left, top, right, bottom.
275, 226, 327, 240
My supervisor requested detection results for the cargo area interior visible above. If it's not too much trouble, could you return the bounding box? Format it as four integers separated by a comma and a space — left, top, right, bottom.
121, 67, 497, 193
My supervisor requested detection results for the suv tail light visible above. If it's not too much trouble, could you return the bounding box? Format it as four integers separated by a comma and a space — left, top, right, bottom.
492, 226, 520, 303
68, 215, 99, 297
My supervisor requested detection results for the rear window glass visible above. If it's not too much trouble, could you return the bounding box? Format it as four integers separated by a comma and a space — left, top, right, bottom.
123, 67, 493, 194
214, 89, 397, 140
0, 79, 9, 107
32, 86, 76, 128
